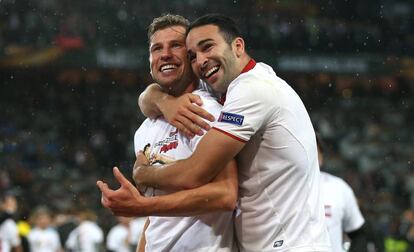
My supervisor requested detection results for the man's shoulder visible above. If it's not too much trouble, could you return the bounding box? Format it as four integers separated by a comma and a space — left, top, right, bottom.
239, 62, 275, 79
135, 117, 169, 135
229, 62, 281, 93
2, 218, 17, 227
192, 89, 222, 116
134, 118, 151, 138
192, 87, 217, 101
0, 218, 18, 232
321, 172, 351, 190
82, 222, 103, 237
109, 224, 125, 233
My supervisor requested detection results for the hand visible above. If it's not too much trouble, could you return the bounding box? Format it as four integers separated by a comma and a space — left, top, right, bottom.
133, 152, 150, 193
97, 167, 150, 217
159, 93, 215, 138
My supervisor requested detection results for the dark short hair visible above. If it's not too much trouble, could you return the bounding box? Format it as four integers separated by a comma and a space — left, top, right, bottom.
186, 13, 242, 44
147, 14, 190, 42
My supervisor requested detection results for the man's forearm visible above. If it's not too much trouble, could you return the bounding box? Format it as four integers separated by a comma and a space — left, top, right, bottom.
134, 159, 198, 191
138, 83, 167, 118
98, 161, 237, 218
145, 159, 237, 216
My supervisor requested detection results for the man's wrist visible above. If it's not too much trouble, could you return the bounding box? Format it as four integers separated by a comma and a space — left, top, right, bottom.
139, 196, 156, 216
134, 164, 155, 187
156, 92, 172, 116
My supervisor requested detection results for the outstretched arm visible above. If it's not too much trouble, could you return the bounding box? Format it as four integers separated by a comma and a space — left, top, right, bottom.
138, 83, 215, 137
97, 157, 238, 217
134, 128, 245, 191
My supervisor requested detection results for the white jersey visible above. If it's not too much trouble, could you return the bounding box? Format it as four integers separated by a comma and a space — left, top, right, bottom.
213, 61, 331, 252
321, 172, 365, 252
134, 89, 236, 252
0, 219, 21, 252
28, 227, 62, 252
106, 224, 131, 252
65, 221, 103, 252
128, 217, 146, 246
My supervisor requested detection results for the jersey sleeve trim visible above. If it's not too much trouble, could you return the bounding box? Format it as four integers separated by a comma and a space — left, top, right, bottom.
212, 127, 247, 143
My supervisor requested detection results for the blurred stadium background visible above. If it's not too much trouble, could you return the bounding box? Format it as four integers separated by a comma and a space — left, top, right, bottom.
1, 0, 413, 251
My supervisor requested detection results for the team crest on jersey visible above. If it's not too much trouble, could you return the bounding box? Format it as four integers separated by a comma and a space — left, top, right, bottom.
218, 112, 244, 126
143, 143, 175, 165
142, 129, 179, 165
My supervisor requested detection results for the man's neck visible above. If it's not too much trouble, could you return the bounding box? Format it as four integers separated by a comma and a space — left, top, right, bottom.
181, 80, 198, 94
237, 55, 252, 74
167, 79, 198, 96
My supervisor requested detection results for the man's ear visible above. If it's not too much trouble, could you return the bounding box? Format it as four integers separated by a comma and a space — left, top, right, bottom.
233, 37, 245, 58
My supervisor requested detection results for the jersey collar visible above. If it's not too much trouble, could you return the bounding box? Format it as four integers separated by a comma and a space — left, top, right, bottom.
241, 59, 256, 74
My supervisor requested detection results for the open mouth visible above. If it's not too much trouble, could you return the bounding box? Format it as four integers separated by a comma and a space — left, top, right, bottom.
160, 64, 178, 73
203, 65, 220, 79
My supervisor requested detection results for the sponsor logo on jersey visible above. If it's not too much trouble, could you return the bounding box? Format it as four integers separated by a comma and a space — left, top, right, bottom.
154, 133, 179, 154
155, 134, 178, 147
218, 112, 244, 126
160, 141, 178, 153
273, 240, 284, 248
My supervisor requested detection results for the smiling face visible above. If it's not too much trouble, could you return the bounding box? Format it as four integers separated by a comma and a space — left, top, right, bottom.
186, 24, 244, 94
149, 25, 195, 96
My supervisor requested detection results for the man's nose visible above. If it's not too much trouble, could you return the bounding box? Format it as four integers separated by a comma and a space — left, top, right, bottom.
196, 53, 208, 70
160, 47, 173, 60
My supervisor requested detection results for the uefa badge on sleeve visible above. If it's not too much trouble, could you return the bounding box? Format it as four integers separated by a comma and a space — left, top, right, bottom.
218, 112, 244, 126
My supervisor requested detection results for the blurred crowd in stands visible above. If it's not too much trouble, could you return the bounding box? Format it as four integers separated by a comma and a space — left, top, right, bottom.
0, 0, 413, 54
1, 69, 413, 251
1, 0, 414, 251
1, 191, 146, 252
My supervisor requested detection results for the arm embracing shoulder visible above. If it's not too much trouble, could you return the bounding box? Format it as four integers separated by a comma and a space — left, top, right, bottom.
138, 84, 214, 137
138, 83, 166, 118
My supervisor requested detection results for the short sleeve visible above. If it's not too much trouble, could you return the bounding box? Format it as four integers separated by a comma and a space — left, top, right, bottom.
342, 182, 365, 232
213, 75, 274, 142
